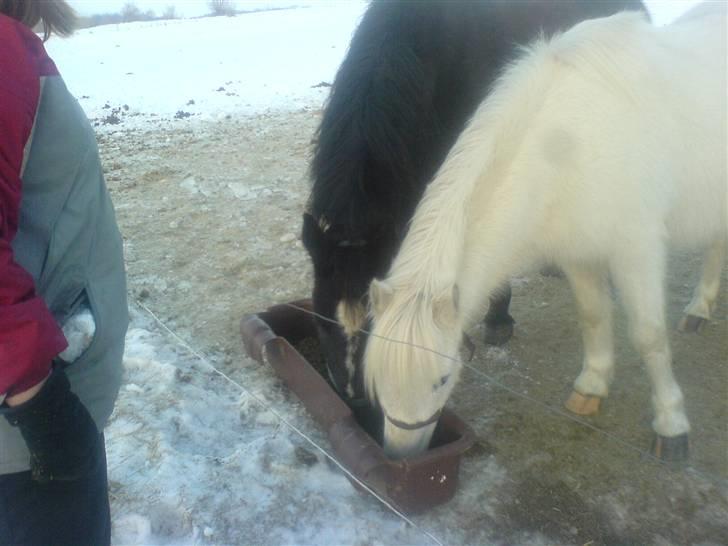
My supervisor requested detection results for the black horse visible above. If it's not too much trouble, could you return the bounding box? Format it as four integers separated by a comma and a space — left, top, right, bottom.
303, 0, 646, 403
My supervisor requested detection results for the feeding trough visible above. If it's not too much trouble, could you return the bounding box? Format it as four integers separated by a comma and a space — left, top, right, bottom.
240, 299, 475, 514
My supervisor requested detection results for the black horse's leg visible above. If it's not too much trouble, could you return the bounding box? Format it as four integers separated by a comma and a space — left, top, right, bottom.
483, 283, 515, 346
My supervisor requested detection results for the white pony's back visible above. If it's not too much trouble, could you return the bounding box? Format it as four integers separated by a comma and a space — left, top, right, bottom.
517, 6, 727, 257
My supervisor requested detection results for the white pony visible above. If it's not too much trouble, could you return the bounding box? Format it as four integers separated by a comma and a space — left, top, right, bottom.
364, 4, 726, 460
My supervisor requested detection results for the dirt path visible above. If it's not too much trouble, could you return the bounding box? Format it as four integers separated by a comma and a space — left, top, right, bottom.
100, 111, 318, 365
102, 110, 727, 545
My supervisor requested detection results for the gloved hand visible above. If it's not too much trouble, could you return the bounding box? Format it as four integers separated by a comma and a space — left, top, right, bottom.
1, 368, 101, 483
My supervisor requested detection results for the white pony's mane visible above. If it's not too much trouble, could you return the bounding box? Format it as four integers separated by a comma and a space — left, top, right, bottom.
365, 11, 653, 400
388, 10, 650, 294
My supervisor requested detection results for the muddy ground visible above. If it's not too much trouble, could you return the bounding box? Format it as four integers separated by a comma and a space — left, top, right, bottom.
100, 110, 727, 546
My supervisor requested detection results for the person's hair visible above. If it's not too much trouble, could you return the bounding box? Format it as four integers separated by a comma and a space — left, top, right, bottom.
0, 0, 76, 40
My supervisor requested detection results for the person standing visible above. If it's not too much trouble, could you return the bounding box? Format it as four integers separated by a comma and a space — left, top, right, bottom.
0, 1, 128, 544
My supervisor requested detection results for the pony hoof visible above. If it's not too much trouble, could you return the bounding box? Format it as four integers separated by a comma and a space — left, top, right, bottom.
677, 314, 706, 333
484, 321, 514, 346
564, 391, 601, 416
651, 433, 689, 462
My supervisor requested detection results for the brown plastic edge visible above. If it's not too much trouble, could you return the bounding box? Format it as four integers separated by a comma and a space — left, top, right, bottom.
239, 300, 476, 513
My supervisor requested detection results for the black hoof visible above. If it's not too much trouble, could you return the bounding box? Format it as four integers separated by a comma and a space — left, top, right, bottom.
484, 320, 514, 346
677, 314, 706, 333
651, 433, 689, 462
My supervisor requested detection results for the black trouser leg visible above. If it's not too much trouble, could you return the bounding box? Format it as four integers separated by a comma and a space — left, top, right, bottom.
0, 433, 110, 546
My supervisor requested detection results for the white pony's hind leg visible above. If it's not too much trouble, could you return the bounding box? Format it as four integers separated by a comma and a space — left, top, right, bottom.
611, 244, 690, 460
562, 265, 614, 416
678, 239, 726, 332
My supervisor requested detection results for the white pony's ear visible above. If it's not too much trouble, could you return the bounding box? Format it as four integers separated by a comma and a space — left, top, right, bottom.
369, 279, 394, 317
432, 285, 459, 329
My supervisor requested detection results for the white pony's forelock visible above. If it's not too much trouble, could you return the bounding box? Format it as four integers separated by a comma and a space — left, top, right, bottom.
364, 293, 459, 413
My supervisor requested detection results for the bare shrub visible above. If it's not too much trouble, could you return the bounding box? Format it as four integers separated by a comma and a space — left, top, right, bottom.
120, 2, 142, 22
162, 5, 177, 19
208, 0, 236, 17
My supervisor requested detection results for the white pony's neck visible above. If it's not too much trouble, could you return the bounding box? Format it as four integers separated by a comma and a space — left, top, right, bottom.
385, 33, 572, 303
365, 41, 569, 422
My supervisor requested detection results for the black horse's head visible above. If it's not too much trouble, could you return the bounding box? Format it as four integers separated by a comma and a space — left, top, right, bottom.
301, 207, 401, 400
300, 1, 441, 402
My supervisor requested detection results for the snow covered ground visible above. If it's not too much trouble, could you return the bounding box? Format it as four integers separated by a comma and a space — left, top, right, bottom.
49, 2, 368, 130
48, 0, 697, 131
42, 2, 714, 545
108, 306, 432, 545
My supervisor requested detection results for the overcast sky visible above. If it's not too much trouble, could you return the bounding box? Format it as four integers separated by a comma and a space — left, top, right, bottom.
66, 0, 702, 25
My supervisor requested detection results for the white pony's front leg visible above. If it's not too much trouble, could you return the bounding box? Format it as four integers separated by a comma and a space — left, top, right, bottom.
611, 244, 690, 460
562, 265, 614, 416
678, 239, 726, 332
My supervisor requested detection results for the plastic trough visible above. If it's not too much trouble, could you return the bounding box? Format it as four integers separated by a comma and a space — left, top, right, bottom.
240, 299, 475, 514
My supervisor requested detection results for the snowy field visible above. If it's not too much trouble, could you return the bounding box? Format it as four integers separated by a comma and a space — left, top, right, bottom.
50, 2, 368, 129
42, 2, 722, 545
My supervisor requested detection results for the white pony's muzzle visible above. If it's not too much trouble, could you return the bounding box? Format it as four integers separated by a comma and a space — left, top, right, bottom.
382, 418, 438, 459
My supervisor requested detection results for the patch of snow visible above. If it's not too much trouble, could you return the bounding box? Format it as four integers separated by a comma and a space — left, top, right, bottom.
108, 306, 437, 545
112, 513, 154, 546
179, 176, 201, 195
485, 345, 511, 365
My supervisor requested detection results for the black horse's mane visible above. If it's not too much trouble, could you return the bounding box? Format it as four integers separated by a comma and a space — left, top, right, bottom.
310, 1, 450, 242
309, 1, 648, 246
